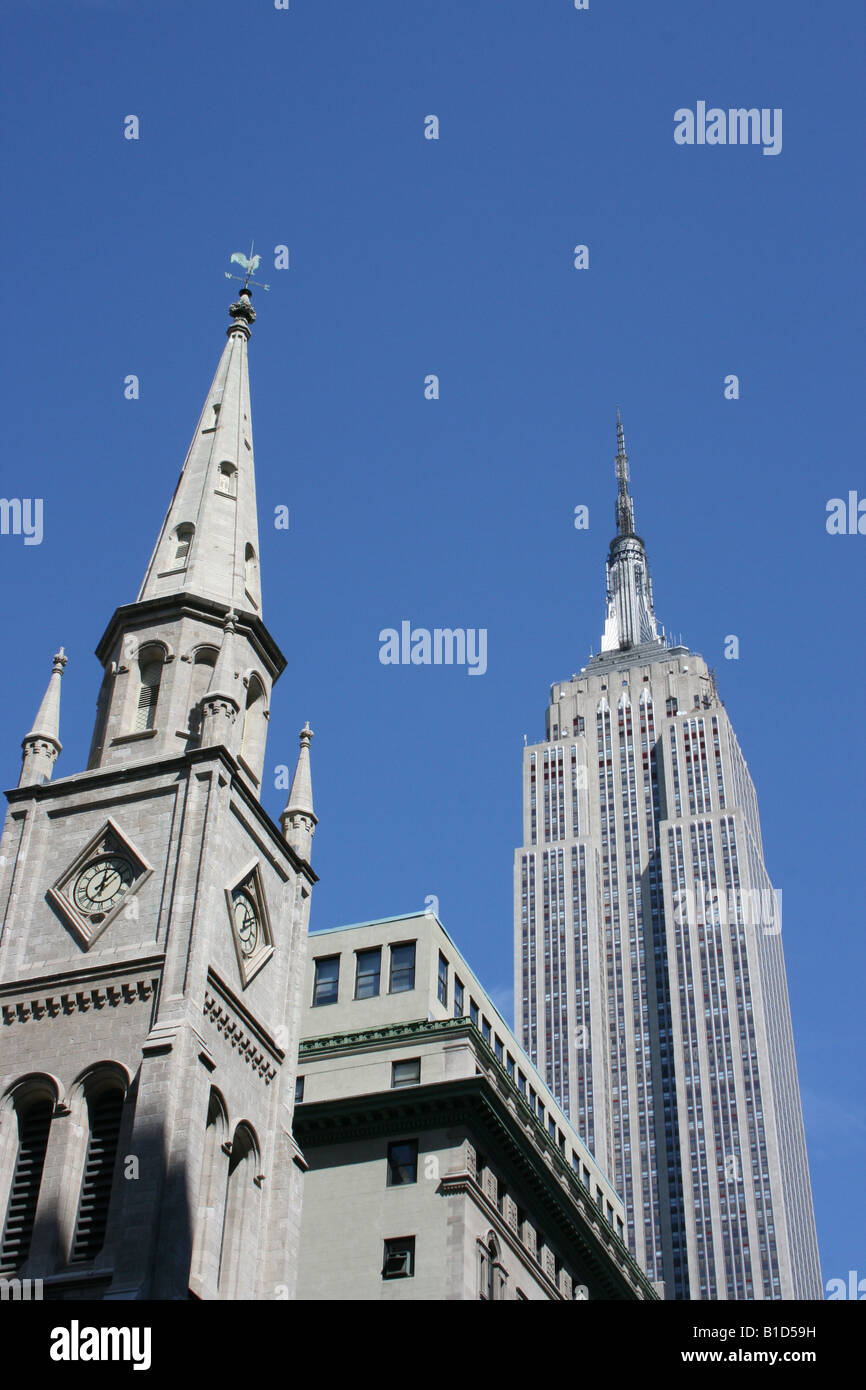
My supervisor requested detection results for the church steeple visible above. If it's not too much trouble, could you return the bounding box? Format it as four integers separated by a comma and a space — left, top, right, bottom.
138, 289, 262, 614
88, 285, 286, 787
600, 412, 661, 653
19, 648, 67, 787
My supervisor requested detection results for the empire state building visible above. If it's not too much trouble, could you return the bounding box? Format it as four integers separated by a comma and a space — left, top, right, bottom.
513, 416, 821, 1299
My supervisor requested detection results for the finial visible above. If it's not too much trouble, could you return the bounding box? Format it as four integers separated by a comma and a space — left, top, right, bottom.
299, 720, 314, 746
225, 243, 270, 329
52, 647, 68, 674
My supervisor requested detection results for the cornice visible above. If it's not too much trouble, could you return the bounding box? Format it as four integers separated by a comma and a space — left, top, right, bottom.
94, 594, 287, 681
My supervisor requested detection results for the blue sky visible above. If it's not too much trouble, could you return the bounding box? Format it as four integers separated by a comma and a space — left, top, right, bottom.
2, 0, 863, 1293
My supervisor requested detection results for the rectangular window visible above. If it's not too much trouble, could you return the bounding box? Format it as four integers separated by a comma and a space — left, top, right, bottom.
596, 1187, 604, 1210
506, 1054, 515, 1080
382, 1236, 415, 1279
616, 1217, 624, 1240
391, 1058, 421, 1089
294, 1075, 305, 1103
312, 955, 339, 1006
481, 1017, 491, 1044
454, 977, 464, 1018
437, 953, 448, 1007
469, 999, 479, 1026
387, 1139, 419, 1186
582, 1165, 590, 1188
517, 1071, 526, 1096
494, 1036, 504, 1062
354, 947, 382, 999
548, 1116, 556, 1138
606, 1201, 614, 1226
389, 942, 416, 994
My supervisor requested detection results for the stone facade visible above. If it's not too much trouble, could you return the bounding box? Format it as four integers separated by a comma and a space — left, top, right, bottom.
294, 913, 656, 1301
0, 290, 316, 1300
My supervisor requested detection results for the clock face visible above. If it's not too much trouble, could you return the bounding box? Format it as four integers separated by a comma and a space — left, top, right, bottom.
73, 855, 134, 915
232, 890, 259, 957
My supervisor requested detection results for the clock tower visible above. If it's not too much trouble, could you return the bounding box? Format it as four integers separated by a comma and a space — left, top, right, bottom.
0, 286, 316, 1300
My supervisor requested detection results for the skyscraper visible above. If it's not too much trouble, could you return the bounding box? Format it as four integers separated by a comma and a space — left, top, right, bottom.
0, 286, 316, 1299
513, 415, 821, 1300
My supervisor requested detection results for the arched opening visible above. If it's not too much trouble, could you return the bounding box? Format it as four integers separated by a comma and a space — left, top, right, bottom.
173, 523, 194, 566
217, 463, 237, 497
186, 646, 218, 741
217, 1123, 259, 1299
244, 544, 258, 598
70, 1072, 126, 1264
190, 1088, 229, 1296
0, 1081, 55, 1272
239, 675, 266, 777
134, 645, 165, 734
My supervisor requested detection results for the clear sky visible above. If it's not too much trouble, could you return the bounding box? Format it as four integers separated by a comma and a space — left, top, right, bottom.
2, 0, 863, 1295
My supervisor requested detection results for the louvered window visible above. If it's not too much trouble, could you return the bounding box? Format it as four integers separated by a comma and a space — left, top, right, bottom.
0, 1096, 52, 1272
134, 659, 162, 733
70, 1087, 123, 1263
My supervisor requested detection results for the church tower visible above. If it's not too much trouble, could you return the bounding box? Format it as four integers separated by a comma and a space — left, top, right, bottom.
0, 284, 317, 1299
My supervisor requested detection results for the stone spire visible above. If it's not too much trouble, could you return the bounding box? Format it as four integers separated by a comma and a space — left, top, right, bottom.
137, 288, 264, 616
19, 648, 67, 787
281, 723, 317, 862
600, 413, 660, 653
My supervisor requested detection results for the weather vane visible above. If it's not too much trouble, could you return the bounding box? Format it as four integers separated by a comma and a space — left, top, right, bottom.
225, 242, 270, 292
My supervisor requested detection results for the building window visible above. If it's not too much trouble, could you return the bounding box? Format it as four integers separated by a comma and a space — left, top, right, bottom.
494, 1036, 504, 1062
355, 947, 381, 999
0, 1088, 53, 1272
454, 977, 464, 1018
481, 1017, 491, 1044
217, 463, 237, 496
387, 1139, 418, 1187
582, 1165, 590, 1188
70, 1078, 125, 1263
391, 1059, 421, 1089
383, 1236, 415, 1279
294, 1075, 305, 1103
244, 543, 258, 595
479, 1234, 501, 1300
240, 674, 267, 774
666, 696, 678, 717
548, 1116, 556, 1139
174, 523, 194, 564
469, 998, 479, 1026
437, 953, 448, 1007
389, 942, 416, 994
606, 1201, 614, 1226
312, 955, 339, 1006
506, 1054, 515, 1081
134, 646, 164, 733
517, 1071, 526, 1096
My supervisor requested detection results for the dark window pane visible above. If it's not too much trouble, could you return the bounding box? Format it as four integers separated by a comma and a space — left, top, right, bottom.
355, 948, 381, 999
391, 1059, 421, 1089
387, 1139, 418, 1186
313, 955, 340, 1006
389, 942, 416, 994
383, 1236, 415, 1279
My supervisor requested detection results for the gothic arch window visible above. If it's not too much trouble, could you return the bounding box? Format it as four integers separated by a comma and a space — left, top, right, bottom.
134, 645, 165, 734
239, 674, 266, 777
187, 646, 218, 740
217, 463, 237, 497
70, 1070, 126, 1264
244, 544, 258, 598
0, 1078, 56, 1272
217, 1123, 260, 1299
173, 523, 194, 565
190, 1088, 229, 1296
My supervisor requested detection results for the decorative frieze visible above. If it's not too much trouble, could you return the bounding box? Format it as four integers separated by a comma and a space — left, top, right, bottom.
202, 990, 278, 1084
1, 977, 154, 1027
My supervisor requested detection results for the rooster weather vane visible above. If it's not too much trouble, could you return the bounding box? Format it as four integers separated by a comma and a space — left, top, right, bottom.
225, 243, 270, 292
